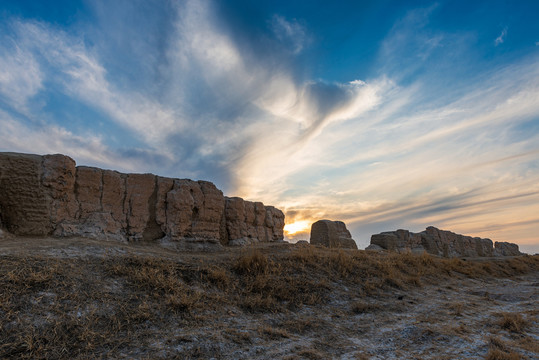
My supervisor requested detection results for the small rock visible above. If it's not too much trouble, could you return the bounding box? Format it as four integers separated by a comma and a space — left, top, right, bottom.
365, 244, 384, 251
228, 237, 259, 247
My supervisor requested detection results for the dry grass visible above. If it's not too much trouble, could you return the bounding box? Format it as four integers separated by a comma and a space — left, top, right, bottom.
497, 312, 530, 333
278, 317, 326, 335
516, 335, 539, 353
222, 328, 252, 344
287, 348, 326, 360
258, 325, 290, 340
0, 244, 537, 359
233, 250, 271, 275
350, 301, 382, 314
485, 349, 523, 360
448, 302, 464, 316
485, 336, 524, 360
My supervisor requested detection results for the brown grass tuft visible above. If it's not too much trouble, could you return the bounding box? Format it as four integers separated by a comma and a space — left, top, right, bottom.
448, 302, 464, 316
204, 266, 232, 290
497, 312, 529, 333
351, 301, 382, 314
485, 348, 523, 360
486, 337, 523, 360
291, 348, 326, 360
279, 317, 325, 334
258, 325, 290, 339
223, 328, 252, 344
233, 250, 270, 275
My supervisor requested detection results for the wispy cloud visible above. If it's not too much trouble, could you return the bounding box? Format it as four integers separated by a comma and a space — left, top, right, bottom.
0, 40, 43, 113
270, 15, 310, 54
495, 27, 507, 46
163, 0, 390, 192
11, 21, 179, 146
0, 109, 139, 171
236, 77, 393, 199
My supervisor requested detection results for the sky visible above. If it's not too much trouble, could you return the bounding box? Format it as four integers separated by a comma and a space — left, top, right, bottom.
0, 0, 538, 253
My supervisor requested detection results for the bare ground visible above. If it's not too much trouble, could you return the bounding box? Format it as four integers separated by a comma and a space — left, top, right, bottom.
0, 235, 537, 359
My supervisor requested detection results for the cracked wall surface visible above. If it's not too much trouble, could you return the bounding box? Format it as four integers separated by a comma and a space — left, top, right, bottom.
0, 152, 284, 249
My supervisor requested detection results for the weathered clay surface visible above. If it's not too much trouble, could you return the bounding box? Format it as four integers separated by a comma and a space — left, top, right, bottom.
102, 170, 127, 232
0, 153, 51, 235
42, 154, 78, 226
494, 241, 522, 256
223, 197, 285, 245
265, 206, 285, 241
370, 226, 521, 257
164, 179, 225, 244
310, 220, 358, 249
0, 152, 285, 250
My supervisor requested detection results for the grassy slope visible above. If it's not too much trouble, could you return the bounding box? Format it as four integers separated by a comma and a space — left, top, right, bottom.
0, 242, 537, 359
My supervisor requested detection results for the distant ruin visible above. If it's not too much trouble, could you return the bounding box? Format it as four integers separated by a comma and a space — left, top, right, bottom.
367, 226, 522, 257
309, 220, 357, 249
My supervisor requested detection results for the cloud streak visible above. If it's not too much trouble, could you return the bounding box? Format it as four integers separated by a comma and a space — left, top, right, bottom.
495, 27, 507, 46
0, 43, 42, 113
270, 15, 310, 54
12, 20, 178, 145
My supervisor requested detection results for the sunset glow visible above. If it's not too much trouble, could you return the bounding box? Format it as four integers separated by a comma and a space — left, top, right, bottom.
283, 220, 311, 236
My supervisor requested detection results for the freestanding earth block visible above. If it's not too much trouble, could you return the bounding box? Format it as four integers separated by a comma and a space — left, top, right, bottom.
310, 220, 358, 249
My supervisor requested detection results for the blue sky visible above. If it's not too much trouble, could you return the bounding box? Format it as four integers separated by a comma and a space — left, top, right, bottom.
1, 0, 538, 252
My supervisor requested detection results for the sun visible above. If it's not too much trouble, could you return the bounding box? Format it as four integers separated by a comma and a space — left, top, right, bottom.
284, 220, 311, 236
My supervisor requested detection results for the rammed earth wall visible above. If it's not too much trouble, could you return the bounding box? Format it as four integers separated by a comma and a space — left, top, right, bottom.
369, 226, 522, 257
0, 152, 284, 250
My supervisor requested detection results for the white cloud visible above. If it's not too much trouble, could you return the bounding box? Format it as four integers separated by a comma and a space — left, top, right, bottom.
0, 109, 138, 171
0, 108, 179, 176
231, 78, 394, 200
10, 20, 178, 146
162, 0, 386, 188
0, 43, 43, 112
495, 27, 507, 46
176, 1, 242, 73
270, 15, 309, 54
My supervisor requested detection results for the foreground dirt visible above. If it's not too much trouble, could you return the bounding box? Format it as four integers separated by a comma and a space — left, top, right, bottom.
1, 236, 537, 359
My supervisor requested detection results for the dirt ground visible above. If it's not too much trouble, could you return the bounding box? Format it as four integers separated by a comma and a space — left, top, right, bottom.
0, 235, 537, 359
